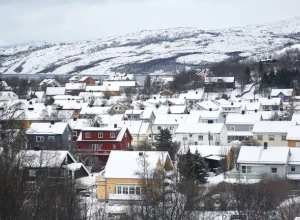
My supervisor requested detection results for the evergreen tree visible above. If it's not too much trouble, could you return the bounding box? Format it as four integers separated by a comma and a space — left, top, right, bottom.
181, 148, 195, 180
155, 128, 174, 159
193, 150, 209, 184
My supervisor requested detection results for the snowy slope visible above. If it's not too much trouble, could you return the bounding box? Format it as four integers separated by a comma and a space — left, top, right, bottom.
0, 17, 300, 75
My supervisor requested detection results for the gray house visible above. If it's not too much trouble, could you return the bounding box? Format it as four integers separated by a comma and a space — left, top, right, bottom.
286, 148, 300, 182
26, 122, 73, 152
226, 112, 262, 143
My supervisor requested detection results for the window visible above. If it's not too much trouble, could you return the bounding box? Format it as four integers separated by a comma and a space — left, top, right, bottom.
270, 167, 277, 173
208, 135, 213, 141
90, 144, 99, 151
68, 135, 71, 141
198, 135, 203, 141
125, 132, 127, 137
269, 135, 275, 141
98, 132, 103, 138
117, 186, 122, 194
257, 135, 263, 141
113, 144, 116, 150
169, 126, 173, 130
183, 136, 188, 141
29, 170, 37, 177
85, 132, 91, 138
281, 135, 286, 141
158, 126, 161, 130
129, 187, 135, 194
230, 126, 235, 131
110, 132, 115, 138
36, 136, 44, 142
241, 166, 251, 173
136, 187, 141, 195
291, 166, 296, 172
48, 136, 54, 142
73, 131, 77, 137
249, 126, 253, 131
123, 186, 129, 194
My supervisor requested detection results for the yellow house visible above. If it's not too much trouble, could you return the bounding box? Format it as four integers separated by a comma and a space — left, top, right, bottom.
287, 125, 300, 147
96, 151, 174, 200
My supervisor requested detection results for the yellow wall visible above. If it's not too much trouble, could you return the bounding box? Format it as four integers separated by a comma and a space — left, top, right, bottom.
97, 177, 140, 199
288, 140, 299, 147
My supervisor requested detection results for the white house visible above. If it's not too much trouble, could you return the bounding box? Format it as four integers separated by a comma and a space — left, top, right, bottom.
178, 89, 204, 106
175, 123, 228, 146
39, 78, 61, 89
191, 110, 224, 124
234, 146, 290, 180
193, 100, 219, 111
252, 121, 296, 146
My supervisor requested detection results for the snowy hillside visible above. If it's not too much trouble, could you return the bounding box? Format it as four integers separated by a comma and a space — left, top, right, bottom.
0, 17, 300, 75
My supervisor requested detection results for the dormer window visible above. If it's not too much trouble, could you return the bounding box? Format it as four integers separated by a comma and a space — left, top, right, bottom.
110, 132, 115, 138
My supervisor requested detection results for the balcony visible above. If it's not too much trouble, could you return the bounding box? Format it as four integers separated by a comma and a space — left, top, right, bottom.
225, 171, 263, 183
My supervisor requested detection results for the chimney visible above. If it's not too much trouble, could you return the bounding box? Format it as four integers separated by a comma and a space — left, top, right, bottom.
51, 121, 55, 125
209, 108, 212, 111
114, 124, 117, 128
263, 142, 268, 149
73, 117, 77, 121
231, 102, 233, 105
156, 104, 159, 109
154, 97, 156, 100
196, 91, 198, 94
268, 95, 270, 99
255, 109, 257, 113
29, 101, 32, 105
242, 110, 245, 114
139, 152, 143, 156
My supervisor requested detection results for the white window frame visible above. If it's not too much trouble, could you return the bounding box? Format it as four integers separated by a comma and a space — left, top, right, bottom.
241, 166, 252, 174
36, 136, 44, 142
48, 136, 54, 142
98, 132, 103, 138
116, 185, 140, 195
110, 132, 115, 138
68, 135, 71, 141
230, 126, 235, 131
249, 126, 253, 131
281, 135, 286, 141
270, 167, 277, 173
90, 144, 99, 151
198, 135, 203, 141
85, 132, 91, 138
291, 166, 296, 172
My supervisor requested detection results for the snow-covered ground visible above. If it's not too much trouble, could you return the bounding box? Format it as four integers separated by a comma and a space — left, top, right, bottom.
1, 17, 300, 75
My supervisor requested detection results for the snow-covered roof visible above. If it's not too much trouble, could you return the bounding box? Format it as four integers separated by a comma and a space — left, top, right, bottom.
105, 73, 134, 81
212, 99, 231, 106
205, 77, 234, 83
191, 110, 221, 119
237, 146, 289, 164
54, 100, 83, 110
287, 126, 300, 140
169, 105, 187, 114
178, 89, 204, 100
34, 91, 45, 99
17, 150, 75, 168
53, 95, 83, 100
291, 114, 300, 124
0, 91, 18, 101
39, 78, 60, 87
27, 122, 69, 135
178, 145, 231, 157
68, 118, 91, 130
104, 151, 171, 179
226, 113, 262, 124
252, 121, 295, 133
243, 102, 261, 111
79, 126, 128, 142
175, 123, 225, 134
195, 101, 219, 110
271, 89, 293, 97
46, 87, 65, 96
259, 97, 281, 106
65, 83, 86, 90
69, 75, 80, 81
85, 85, 120, 92
113, 121, 150, 135
153, 114, 200, 125
79, 106, 111, 115
79, 76, 94, 82
103, 81, 139, 87
288, 148, 300, 165
167, 98, 186, 105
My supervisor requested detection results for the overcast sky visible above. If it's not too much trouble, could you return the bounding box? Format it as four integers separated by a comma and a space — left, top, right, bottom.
0, 0, 299, 46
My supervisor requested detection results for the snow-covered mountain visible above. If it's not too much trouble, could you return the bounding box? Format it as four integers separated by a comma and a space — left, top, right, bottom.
1, 17, 300, 75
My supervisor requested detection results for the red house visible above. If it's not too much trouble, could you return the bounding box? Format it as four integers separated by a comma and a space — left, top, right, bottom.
76, 125, 132, 166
